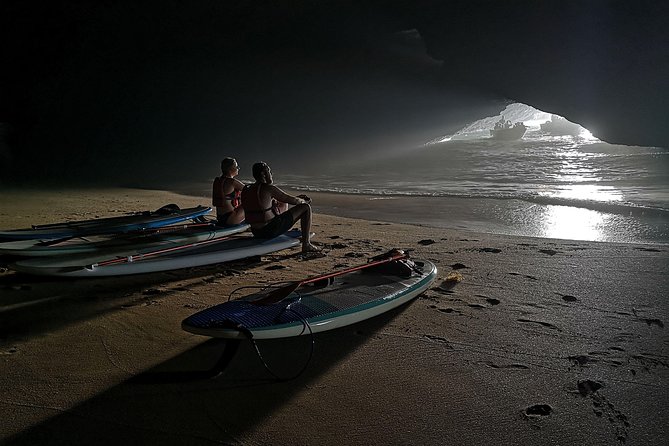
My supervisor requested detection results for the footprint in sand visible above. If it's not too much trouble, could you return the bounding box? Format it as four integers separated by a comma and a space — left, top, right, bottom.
574, 380, 629, 443
640, 318, 664, 328
418, 239, 436, 246
431, 306, 461, 314
344, 252, 366, 258
474, 294, 500, 305
539, 249, 559, 256
509, 272, 538, 281
423, 334, 453, 347
577, 379, 603, 396
567, 355, 599, 367
0, 347, 18, 355
479, 247, 502, 253
524, 404, 552, 417
482, 361, 529, 370
634, 247, 661, 252
518, 319, 559, 330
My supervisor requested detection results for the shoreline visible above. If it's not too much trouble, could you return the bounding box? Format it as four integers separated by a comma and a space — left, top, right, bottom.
1, 187, 667, 445
298, 190, 669, 246
150, 181, 669, 246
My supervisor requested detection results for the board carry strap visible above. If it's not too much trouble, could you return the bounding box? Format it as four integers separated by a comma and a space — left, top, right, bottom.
252, 249, 409, 306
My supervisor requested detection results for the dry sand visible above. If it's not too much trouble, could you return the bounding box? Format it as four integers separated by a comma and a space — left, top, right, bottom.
0, 188, 667, 445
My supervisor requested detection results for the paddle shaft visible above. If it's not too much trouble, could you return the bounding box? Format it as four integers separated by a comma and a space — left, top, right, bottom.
93, 232, 239, 267
36, 222, 215, 248
254, 250, 408, 305
300, 251, 408, 286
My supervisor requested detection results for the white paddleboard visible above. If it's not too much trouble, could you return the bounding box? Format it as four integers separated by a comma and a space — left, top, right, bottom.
11, 231, 302, 277
0, 223, 248, 257
182, 259, 437, 339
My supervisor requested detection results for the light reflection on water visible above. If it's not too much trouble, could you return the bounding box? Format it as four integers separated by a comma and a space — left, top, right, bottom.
540, 205, 608, 241
547, 184, 623, 202
279, 137, 669, 243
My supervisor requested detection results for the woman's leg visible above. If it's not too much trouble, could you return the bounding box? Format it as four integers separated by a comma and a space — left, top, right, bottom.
286, 204, 319, 252
226, 207, 246, 225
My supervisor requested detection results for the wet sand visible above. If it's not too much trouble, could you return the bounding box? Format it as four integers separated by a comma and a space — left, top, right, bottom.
0, 188, 667, 445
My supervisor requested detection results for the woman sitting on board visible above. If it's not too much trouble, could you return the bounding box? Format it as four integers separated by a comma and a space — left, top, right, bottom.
241, 162, 319, 253
212, 157, 245, 226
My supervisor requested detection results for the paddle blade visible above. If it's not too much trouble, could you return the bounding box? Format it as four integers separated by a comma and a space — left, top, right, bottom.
254, 282, 302, 306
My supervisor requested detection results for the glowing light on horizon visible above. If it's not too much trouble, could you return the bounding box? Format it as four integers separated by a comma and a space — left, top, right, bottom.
580, 129, 599, 141
425, 103, 603, 144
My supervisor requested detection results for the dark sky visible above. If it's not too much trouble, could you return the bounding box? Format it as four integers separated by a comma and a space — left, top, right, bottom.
2, 1, 667, 186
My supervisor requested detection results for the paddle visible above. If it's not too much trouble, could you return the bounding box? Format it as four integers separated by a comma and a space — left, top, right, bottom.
34, 221, 216, 248
91, 232, 243, 267
252, 249, 410, 306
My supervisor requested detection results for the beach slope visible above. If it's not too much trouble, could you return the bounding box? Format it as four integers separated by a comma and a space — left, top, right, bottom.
0, 189, 667, 445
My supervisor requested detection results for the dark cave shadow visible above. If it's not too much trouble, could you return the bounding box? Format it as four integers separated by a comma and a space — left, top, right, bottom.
3, 303, 414, 445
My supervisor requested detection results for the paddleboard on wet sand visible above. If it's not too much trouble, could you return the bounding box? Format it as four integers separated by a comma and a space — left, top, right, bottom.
181, 257, 437, 339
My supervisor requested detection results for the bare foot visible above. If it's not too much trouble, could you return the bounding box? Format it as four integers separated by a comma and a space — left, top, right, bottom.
302, 243, 321, 254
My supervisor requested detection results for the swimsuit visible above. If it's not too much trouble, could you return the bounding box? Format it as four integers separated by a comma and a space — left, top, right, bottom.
250, 212, 296, 239
212, 177, 241, 208
242, 184, 295, 238
241, 184, 276, 224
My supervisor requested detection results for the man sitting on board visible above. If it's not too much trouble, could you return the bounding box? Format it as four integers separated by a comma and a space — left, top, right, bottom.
241, 162, 319, 253
212, 157, 245, 226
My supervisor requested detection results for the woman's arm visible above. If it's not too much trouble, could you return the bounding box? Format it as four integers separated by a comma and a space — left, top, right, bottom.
270, 185, 306, 206
232, 178, 245, 190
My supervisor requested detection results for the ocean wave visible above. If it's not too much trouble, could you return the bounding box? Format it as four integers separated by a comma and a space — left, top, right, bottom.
282, 183, 669, 217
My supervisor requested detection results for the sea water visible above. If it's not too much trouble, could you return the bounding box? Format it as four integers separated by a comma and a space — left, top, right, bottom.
279, 131, 669, 244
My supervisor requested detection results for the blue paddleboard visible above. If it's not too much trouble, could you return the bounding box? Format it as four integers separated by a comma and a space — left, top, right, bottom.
0, 204, 212, 241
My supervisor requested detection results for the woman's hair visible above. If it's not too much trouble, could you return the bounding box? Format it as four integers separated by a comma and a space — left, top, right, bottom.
220, 157, 237, 174
252, 162, 270, 182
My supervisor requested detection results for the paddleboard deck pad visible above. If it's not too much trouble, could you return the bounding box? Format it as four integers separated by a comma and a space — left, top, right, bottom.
10, 230, 302, 277
182, 258, 437, 339
0, 204, 211, 241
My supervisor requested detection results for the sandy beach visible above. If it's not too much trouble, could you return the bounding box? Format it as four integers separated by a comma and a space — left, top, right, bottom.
0, 188, 667, 445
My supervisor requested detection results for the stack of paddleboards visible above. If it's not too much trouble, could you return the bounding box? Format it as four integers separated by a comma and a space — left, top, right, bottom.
1, 204, 303, 277
0, 204, 211, 242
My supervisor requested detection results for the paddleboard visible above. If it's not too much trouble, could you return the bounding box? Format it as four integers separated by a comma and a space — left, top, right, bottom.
11, 230, 302, 277
0, 204, 212, 241
181, 259, 437, 339
0, 223, 248, 257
